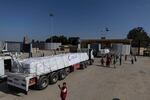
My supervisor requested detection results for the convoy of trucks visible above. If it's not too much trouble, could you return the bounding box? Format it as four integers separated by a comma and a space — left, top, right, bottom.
0, 49, 94, 94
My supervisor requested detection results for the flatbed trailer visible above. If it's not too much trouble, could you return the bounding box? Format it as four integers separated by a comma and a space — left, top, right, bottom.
7, 52, 94, 94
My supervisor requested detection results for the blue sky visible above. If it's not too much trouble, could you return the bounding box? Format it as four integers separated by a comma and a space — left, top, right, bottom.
0, 0, 150, 41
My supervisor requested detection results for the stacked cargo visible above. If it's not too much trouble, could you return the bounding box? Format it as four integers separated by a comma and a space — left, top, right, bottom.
11, 53, 89, 75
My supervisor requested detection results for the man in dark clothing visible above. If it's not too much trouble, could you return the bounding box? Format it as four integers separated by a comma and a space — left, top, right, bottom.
101, 57, 105, 66
119, 54, 122, 66
134, 55, 137, 62
131, 56, 134, 64
58, 82, 67, 100
113, 56, 116, 68
125, 55, 127, 61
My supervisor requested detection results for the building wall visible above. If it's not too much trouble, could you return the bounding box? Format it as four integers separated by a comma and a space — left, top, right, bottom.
45, 43, 61, 50
131, 47, 146, 55
111, 44, 131, 55
7, 42, 22, 52
32, 43, 61, 50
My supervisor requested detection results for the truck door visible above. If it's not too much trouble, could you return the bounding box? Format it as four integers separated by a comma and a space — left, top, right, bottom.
4, 59, 12, 72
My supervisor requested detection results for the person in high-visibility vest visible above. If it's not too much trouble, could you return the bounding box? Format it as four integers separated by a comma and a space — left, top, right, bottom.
58, 82, 68, 100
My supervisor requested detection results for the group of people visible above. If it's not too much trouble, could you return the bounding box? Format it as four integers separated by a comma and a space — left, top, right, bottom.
101, 55, 112, 67
57, 54, 137, 100
100, 54, 137, 68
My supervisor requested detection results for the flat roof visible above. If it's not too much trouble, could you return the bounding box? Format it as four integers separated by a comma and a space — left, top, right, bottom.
80, 39, 132, 44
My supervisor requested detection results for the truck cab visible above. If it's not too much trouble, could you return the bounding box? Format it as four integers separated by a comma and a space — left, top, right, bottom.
0, 56, 12, 79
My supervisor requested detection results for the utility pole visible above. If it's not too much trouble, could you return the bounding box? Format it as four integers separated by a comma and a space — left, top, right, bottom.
49, 13, 54, 49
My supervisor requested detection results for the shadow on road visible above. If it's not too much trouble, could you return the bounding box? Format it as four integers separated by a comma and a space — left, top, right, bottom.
0, 81, 25, 97
95, 64, 116, 69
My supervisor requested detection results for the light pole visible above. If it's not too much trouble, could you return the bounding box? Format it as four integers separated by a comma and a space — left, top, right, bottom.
49, 13, 54, 49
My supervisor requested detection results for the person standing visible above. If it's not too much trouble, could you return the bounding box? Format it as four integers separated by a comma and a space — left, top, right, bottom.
106, 56, 110, 67
58, 82, 68, 100
101, 57, 105, 66
113, 55, 116, 68
134, 55, 137, 62
125, 55, 127, 61
119, 54, 122, 66
131, 56, 134, 64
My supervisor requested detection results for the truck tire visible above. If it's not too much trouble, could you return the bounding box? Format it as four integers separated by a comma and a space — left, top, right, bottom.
36, 76, 49, 90
84, 62, 87, 68
58, 69, 66, 80
89, 60, 94, 65
65, 67, 70, 76
48, 72, 58, 84
69, 66, 74, 72
80, 62, 85, 69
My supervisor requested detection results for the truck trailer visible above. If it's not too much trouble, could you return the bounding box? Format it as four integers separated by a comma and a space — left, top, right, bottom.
7, 51, 94, 94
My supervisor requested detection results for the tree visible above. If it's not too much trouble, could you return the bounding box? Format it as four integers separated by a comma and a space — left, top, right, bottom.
59, 35, 68, 45
46, 36, 60, 43
46, 35, 68, 45
45, 35, 80, 45
127, 27, 150, 47
68, 37, 80, 45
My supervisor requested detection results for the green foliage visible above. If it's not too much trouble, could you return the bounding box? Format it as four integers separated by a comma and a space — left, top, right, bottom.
45, 35, 79, 45
68, 37, 79, 45
127, 27, 150, 47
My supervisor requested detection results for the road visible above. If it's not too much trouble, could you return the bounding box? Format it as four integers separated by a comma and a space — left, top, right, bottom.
0, 57, 150, 100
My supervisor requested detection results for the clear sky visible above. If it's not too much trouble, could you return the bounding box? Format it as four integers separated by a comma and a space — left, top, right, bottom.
0, 0, 150, 41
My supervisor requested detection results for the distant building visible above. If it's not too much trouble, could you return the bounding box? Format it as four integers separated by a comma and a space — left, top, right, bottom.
78, 39, 132, 56
60, 45, 77, 52
32, 42, 61, 50
5, 41, 23, 52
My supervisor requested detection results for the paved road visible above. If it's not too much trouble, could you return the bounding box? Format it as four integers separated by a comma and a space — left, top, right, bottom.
0, 57, 150, 100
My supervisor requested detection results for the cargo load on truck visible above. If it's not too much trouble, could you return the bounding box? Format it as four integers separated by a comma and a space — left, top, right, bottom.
11, 53, 89, 75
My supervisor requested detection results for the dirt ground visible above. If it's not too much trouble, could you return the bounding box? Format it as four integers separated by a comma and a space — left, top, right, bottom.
0, 56, 150, 100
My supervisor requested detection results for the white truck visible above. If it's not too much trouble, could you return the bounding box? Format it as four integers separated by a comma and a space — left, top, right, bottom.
7, 52, 94, 94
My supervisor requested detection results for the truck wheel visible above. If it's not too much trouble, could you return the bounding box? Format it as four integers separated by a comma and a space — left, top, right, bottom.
84, 62, 87, 68
36, 76, 49, 90
80, 63, 85, 69
58, 70, 66, 80
89, 60, 93, 65
48, 72, 58, 84
65, 67, 70, 76
69, 66, 74, 72
87, 60, 91, 65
